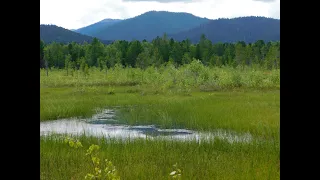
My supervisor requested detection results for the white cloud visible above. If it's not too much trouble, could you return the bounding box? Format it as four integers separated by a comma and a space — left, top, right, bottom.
122, 0, 195, 2
252, 0, 277, 2
40, 0, 280, 29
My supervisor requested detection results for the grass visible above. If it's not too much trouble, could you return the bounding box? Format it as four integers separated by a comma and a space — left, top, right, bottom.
40, 65, 280, 179
40, 135, 279, 180
40, 62, 280, 90
40, 85, 194, 121
117, 90, 279, 139
41, 86, 279, 139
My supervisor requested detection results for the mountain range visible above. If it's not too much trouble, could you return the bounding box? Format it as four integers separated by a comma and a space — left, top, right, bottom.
40, 11, 280, 44
169, 16, 280, 43
74, 19, 122, 36
90, 11, 210, 41
40, 24, 113, 44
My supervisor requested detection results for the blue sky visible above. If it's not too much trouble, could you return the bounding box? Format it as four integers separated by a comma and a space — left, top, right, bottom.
40, 0, 280, 29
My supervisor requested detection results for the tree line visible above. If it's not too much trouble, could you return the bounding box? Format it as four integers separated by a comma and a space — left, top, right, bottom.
40, 34, 280, 70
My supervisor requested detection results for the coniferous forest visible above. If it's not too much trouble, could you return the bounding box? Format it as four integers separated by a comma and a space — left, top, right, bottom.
40, 35, 280, 70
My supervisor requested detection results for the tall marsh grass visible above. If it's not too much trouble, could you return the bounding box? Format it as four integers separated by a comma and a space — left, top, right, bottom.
40, 62, 280, 179
40, 135, 280, 180
40, 62, 279, 140
40, 61, 280, 90
117, 90, 280, 139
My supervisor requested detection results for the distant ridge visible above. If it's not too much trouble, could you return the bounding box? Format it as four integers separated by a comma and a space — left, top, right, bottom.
40, 24, 113, 44
75, 19, 122, 36
169, 16, 280, 43
89, 11, 210, 41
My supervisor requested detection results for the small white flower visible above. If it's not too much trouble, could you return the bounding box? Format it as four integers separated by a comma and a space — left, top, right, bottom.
170, 171, 177, 176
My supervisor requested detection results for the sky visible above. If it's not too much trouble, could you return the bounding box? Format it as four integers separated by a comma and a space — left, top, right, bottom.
40, 0, 280, 30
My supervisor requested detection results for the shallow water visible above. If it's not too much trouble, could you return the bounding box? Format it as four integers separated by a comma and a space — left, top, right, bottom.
40, 109, 252, 143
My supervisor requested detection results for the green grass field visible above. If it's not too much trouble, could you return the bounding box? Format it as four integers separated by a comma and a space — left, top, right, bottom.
41, 136, 279, 180
40, 65, 280, 180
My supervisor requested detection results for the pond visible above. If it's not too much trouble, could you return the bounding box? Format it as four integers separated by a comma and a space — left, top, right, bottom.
40, 109, 252, 143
